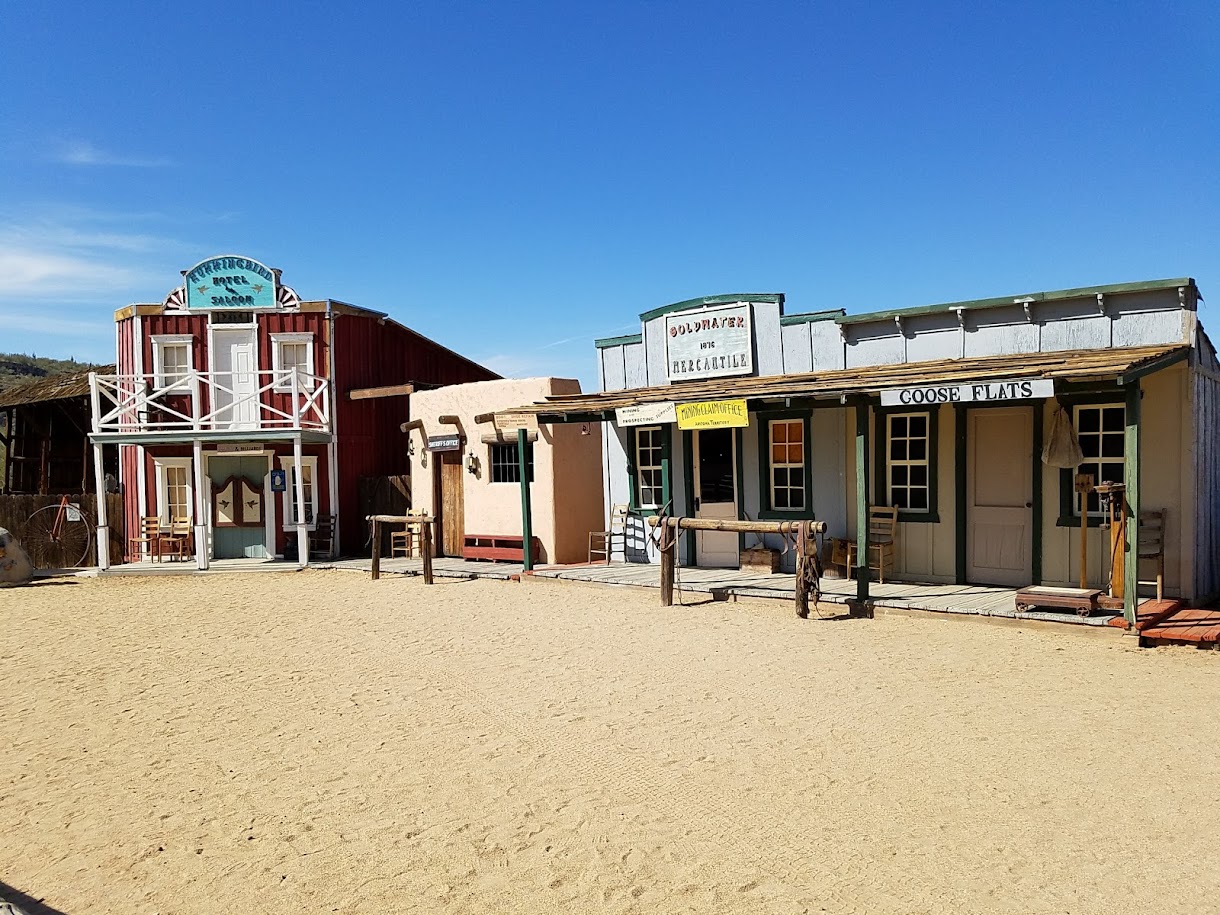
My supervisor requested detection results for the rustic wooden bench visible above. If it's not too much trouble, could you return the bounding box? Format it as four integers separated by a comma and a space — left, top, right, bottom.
1015, 586, 1102, 617
463, 534, 540, 563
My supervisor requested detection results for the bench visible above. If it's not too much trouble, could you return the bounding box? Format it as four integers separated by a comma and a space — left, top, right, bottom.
463, 534, 541, 563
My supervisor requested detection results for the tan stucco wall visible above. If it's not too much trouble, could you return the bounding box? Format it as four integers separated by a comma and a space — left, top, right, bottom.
407, 378, 604, 565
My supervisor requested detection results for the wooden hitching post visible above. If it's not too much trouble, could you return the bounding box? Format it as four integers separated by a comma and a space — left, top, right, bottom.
421, 518, 434, 585
370, 517, 381, 580
660, 520, 675, 607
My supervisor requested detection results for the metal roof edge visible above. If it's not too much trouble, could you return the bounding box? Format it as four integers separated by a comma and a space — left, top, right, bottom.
639, 293, 785, 324
594, 333, 643, 349
779, 309, 847, 326
835, 278, 1198, 327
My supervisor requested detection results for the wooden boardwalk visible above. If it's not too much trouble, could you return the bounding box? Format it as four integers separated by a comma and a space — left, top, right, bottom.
1132, 601, 1220, 647
531, 562, 1121, 627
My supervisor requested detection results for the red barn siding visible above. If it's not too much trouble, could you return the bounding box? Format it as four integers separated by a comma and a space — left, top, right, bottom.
330, 314, 497, 553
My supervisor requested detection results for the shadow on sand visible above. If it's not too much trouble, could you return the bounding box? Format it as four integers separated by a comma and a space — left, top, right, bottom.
0, 881, 70, 915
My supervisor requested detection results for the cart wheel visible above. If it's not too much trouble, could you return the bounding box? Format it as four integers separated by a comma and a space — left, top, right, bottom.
1077, 605, 1092, 618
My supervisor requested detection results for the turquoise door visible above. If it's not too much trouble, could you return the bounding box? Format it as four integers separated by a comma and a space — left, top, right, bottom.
208, 455, 269, 559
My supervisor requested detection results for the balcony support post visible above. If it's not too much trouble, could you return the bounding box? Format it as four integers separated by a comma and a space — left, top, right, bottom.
293, 432, 309, 569
93, 440, 110, 571
193, 438, 209, 570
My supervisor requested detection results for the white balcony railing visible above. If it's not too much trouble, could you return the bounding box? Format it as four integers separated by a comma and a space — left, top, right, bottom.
89, 370, 331, 436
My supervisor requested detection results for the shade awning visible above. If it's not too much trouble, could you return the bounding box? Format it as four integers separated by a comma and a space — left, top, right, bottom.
493, 344, 1189, 421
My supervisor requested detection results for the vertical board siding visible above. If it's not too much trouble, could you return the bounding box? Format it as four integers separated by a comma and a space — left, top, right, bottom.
331, 314, 497, 554
1194, 369, 1220, 600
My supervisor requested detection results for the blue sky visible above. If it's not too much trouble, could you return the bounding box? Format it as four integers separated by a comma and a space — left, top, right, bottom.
2, 1, 1217, 388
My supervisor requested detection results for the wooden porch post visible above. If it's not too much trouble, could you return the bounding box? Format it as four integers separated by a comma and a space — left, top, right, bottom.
192, 438, 208, 570
92, 441, 110, 570
293, 432, 309, 569
852, 398, 871, 614
1123, 381, 1141, 627
518, 427, 534, 573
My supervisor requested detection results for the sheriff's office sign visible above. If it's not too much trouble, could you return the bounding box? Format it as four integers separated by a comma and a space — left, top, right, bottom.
676, 399, 749, 430
427, 435, 462, 452
615, 402, 677, 427
665, 302, 753, 382
879, 378, 1055, 407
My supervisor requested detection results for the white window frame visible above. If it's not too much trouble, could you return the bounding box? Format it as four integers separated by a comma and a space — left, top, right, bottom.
151, 335, 194, 390
767, 418, 806, 512
886, 412, 931, 514
271, 333, 315, 392
154, 457, 194, 524
634, 426, 664, 510
280, 456, 319, 530
1073, 403, 1126, 517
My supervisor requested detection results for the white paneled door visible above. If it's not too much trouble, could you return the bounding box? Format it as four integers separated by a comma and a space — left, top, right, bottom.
967, 407, 1033, 586
211, 328, 258, 430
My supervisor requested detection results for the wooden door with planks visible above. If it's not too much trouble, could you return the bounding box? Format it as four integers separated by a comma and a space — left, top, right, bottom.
438, 450, 464, 557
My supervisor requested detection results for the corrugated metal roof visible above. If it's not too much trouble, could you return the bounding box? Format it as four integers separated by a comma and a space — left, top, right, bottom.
497, 344, 1188, 418
0, 365, 114, 408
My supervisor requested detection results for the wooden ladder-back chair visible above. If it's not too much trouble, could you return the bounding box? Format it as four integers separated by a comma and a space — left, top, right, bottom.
389, 510, 425, 559
130, 516, 163, 563
309, 514, 337, 559
589, 504, 630, 564
1137, 509, 1165, 601
845, 505, 899, 585
161, 516, 193, 562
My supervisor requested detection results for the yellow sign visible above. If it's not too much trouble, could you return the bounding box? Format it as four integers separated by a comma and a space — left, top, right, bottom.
676, 399, 749, 430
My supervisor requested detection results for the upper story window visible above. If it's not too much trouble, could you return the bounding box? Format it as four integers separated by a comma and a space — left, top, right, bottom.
151, 335, 193, 389
271, 334, 315, 392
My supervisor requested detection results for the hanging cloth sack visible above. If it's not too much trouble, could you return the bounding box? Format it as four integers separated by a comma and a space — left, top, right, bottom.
1043, 405, 1084, 468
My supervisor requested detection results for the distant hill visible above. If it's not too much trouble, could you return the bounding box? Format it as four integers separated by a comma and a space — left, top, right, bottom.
0, 354, 102, 393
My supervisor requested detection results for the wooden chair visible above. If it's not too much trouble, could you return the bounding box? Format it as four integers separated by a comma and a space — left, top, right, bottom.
589, 504, 630, 564
845, 505, 899, 584
390, 511, 424, 559
309, 514, 336, 559
1137, 509, 1165, 601
159, 516, 192, 562
129, 516, 163, 563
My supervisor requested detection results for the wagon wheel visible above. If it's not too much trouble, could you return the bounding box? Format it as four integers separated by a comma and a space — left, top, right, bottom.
23, 504, 96, 569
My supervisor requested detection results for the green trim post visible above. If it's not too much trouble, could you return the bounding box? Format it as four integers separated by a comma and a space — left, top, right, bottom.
954, 405, 967, 584
1123, 383, 1141, 626
518, 427, 534, 573
682, 430, 696, 567
1031, 399, 1044, 585
854, 399, 871, 606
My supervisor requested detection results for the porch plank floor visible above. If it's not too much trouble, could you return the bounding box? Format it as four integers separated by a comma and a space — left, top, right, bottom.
532, 562, 1121, 627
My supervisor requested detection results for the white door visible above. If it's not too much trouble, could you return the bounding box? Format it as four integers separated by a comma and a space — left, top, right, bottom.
967, 407, 1033, 586
211, 328, 258, 429
693, 428, 739, 567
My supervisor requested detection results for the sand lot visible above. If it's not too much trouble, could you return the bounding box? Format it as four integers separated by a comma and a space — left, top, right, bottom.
2, 571, 1219, 914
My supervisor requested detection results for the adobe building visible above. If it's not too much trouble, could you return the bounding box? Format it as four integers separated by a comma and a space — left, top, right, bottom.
405, 378, 604, 565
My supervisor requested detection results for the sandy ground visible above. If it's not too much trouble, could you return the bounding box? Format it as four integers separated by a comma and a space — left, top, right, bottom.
1, 572, 1219, 915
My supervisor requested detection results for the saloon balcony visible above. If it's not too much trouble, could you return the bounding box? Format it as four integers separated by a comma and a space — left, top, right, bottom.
88, 370, 332, 444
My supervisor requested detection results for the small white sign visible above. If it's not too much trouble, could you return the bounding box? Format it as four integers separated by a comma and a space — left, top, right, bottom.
616, 402, 677, 427
880, 378, 1055, 407
665, 302, 753, 382
216, 443, 264, 453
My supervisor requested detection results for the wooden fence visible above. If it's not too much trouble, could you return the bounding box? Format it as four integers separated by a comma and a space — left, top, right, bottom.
0, 493, 124, 568
357, 475, 411, 555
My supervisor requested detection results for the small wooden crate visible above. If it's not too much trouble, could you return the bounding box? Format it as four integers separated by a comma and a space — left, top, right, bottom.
741, 547, 781, 574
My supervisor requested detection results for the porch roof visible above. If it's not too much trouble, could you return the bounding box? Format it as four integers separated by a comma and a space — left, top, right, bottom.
495, 343, 1190, 421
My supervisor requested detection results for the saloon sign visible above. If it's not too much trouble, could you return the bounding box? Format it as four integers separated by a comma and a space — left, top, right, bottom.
879, 378, 1055, 406
184, 255, 278, 310
665, 302, 753, 382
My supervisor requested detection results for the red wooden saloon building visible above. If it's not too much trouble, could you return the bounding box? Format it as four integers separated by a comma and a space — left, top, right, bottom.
88, 255, 495, 569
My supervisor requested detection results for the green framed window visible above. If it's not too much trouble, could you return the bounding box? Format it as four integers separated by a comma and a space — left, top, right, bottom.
756, 411, 813, 519
1056, 396, 1125, 526
628, 425, 671, 515
874, 407, 940, 523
